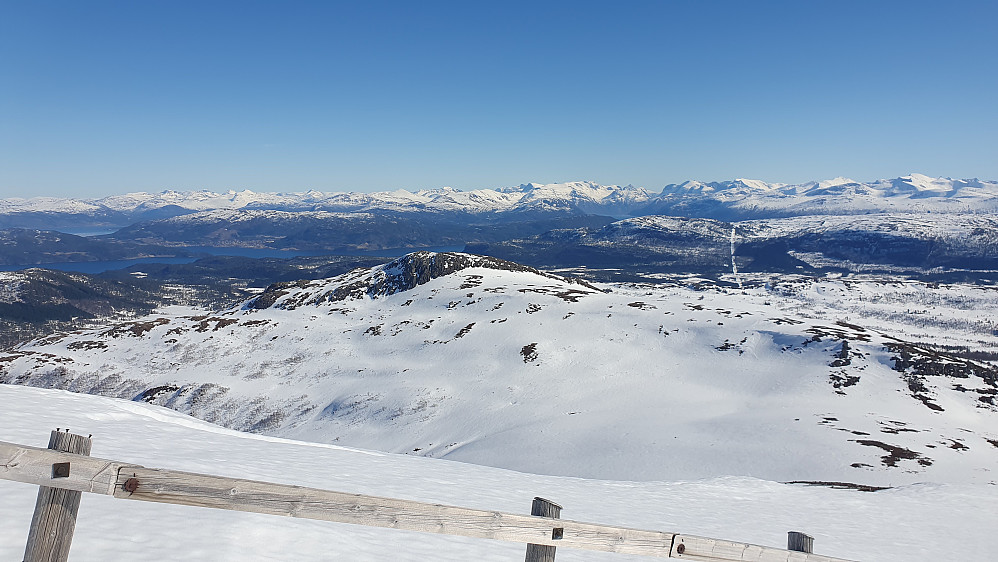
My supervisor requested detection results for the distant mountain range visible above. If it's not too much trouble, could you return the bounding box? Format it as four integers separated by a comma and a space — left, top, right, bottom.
648, 174, 998, 220
469, 213, 998, 282
0, 181, 652, 229
2, 174, 995, 230
2, 173, 996, 288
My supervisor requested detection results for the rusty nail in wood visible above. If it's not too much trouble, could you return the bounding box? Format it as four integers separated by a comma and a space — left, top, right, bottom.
123, 478, 139, 493
677, 543, 685, 555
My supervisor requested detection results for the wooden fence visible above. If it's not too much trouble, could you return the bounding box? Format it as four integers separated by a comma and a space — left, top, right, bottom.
1, 431, 853, 562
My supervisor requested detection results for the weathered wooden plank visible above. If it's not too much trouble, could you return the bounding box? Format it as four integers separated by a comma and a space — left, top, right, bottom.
23, 431, 93, 562
1, 439, 855, 561
671, 535, 849, 562
0, 440, 137, 496
112, 467, 676, 557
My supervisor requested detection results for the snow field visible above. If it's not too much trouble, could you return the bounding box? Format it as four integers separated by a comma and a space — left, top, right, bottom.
2, 385, 996, 561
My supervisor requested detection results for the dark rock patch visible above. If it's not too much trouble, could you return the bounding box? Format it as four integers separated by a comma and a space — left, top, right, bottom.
947, 439, 969, 451
102, 317, 171, 338
138, 384, 181, 402
521, 343, 539, 363
829, 371, 860, 393
459, 275, 484, 290
66, 340, 108, 351
851, 439, 932, 468
785, 480, 889, 492
192, 317, 239, 333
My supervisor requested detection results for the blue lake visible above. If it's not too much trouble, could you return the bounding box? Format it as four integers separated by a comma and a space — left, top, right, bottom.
0, 256, 202, 274
54, 229, 120, 237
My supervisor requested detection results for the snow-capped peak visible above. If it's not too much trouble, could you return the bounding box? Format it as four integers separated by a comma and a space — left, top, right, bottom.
732, 178, 781, 191
817, 177, 859, 188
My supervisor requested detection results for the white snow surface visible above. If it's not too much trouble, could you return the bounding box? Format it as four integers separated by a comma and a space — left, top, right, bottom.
4, 254, 997, 488
1, 384, 996, 561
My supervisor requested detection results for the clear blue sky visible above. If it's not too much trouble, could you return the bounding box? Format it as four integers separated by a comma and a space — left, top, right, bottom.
2, 0, 996, 198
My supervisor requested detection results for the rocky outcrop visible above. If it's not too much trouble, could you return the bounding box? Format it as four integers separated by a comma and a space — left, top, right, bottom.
249, 252, 600, 310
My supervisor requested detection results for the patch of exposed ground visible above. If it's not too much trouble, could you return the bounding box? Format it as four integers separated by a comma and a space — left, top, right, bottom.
852, 439, 933, 468
521, 343, 538, 363
101, 317, 171, 338
784, 481, 889, 492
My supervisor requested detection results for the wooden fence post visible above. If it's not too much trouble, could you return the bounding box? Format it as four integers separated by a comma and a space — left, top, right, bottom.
525, 497, 562, 562
23, 429, 93, 562
788, 531, 814, 553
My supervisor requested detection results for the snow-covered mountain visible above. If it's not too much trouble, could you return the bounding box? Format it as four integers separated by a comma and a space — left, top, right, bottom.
658, 174, 998, 201
647, 174, 998, 219
4, 252, 996, 486
3, 175, 995, 231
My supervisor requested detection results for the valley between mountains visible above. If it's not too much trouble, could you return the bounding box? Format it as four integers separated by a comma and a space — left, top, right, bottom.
4, 252, 996, 486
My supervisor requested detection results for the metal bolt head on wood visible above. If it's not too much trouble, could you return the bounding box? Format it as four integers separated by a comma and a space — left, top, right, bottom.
52, 462, 71, 479
123, 477, 140, 494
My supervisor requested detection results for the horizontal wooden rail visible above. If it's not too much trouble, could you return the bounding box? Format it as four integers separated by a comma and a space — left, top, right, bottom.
0, 440, 852, 561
